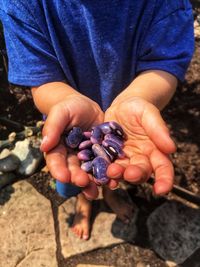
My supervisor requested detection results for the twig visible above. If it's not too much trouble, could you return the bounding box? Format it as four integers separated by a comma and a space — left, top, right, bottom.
0, 117, 25, 131
148, 177, 200, 206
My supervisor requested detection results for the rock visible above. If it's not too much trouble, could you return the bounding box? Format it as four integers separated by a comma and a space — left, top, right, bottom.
0, 154, 20, 172
0, 172, 16, 190
0, 149, 11, 159
76, 265, 114, 267
165, 260, 177, 267
135, 263, 146, 267
0, 184, 15, 205
11, 138, 43, 175
0, 181, 57, 267
194, 20, 200, 39
147, 200, 200, 264
58, 188, 138, 258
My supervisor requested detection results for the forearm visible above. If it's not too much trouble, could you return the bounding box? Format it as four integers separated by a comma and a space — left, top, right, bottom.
31, 81, 80, 114
112, 70, 177, 110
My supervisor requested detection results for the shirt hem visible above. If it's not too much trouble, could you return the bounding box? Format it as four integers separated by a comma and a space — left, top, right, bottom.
136, 64, 186, 82
8, 74, 66, 87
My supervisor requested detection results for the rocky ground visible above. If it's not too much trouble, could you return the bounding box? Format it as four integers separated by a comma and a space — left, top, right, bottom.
0, 3, 200, 267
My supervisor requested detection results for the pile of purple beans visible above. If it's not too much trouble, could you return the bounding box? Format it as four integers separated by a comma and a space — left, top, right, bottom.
64, 121, 126, 185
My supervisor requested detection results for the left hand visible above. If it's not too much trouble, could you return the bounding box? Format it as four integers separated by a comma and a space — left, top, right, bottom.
104, 96, 176, 195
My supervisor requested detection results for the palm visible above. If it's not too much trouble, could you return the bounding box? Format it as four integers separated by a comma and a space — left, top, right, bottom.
59, 95, 104, 131
41, 95, 104, 199
105, 97, 176, 195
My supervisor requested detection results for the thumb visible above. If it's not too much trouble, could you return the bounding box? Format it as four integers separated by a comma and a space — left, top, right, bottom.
142, 105, 176, 154
40, 104, 70, 152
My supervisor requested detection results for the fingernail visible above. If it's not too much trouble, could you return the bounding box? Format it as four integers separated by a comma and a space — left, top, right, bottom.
110, 186, 119, 191
83, 235, 89, 240
40, 136, 48, 150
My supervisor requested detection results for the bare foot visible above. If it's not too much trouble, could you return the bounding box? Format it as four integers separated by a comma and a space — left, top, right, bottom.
103, 186, 134, 224
71, 193, 92, 240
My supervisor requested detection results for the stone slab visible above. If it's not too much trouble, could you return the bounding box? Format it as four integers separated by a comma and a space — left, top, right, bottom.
59, 188, 138, 258
0, 181, 57, 267
76, 265, 114, 267
147, 200, 200, 264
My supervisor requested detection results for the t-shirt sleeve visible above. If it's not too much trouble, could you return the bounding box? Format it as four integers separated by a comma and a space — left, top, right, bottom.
0, 8, 65, 87
136, 3, 195, 82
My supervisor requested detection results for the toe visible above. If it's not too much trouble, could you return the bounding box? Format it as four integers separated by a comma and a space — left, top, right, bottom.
78, 229, 83, 239
82, 227, 89, 240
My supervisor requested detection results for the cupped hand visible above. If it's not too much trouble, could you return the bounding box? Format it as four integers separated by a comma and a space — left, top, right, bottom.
40, 94, 104, 199
104, 96, 176, 195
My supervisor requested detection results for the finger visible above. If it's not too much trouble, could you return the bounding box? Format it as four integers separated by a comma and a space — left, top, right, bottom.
106, 162, 125, 179
107, 179, 119, 190
150, 149, 174, 195
66, 153, 91, 188
82, 180, 99, 200
142, 105, 176, 154
40, 103, 70, 152
46, 143, 71, 183
124, 154, 152, 184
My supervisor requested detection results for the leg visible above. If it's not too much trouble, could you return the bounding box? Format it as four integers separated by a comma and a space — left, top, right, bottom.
103, 186, 134, 224
71, 192, 92, 240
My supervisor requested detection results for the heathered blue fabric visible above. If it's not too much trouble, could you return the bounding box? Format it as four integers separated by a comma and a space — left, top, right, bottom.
0, 0, 194, 110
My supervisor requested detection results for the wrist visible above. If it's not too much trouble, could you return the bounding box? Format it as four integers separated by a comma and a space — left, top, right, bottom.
112, 90, 164, 110
31, 81, 81, 114
112, 70, 177, 110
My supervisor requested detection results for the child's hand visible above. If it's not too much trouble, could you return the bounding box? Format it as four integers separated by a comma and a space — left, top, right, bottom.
40, 94, 104, 199
104, 96, 176, 195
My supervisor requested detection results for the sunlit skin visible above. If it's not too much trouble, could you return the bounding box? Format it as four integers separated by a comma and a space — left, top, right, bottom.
105, 96, 176, 195
104, 70, 177, 195
34, 87, 105, 199
31, 70, 177, 239
32, 70, 177, 198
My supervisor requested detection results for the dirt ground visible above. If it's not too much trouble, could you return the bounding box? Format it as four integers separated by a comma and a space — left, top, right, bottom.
0, 3, 200, 267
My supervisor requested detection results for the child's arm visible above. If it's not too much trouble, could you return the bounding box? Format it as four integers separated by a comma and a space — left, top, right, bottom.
111, 70, 177, 110
31, 81, 85, 114
31, 81, 104, 199
105, 70, 177, 195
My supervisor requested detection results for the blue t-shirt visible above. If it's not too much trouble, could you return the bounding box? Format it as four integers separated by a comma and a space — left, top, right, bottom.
0, 0, 194, 110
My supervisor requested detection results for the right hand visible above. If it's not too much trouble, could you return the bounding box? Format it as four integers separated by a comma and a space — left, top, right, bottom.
40, 94, 104, 199
104, 96, 176, 195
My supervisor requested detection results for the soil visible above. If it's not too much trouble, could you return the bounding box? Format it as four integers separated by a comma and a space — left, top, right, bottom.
0, 3, 200, 267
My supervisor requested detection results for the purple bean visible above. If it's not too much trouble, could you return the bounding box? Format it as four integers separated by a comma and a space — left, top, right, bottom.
64, 122, 125, 187
81, 161, 93, 172
65, 127, 83, 148
98, 121, 125, 137
90, 126, 104, 144
108, 121, 125, 137
104, 133, 123, 146
97, 122, 112, 135
79, 140, 93, 150
92, 156, 109, 185
102, 139, 125, 159
102, 147, 115, 162
92, 144, 111, 162
90, 122, 125, 146
77, 149, 94, 161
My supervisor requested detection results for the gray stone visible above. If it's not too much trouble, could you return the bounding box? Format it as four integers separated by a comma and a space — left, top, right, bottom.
58, 189, 138, 258
0, 154, 20, 172
0, 181, 57, 267
0, 148, 11, 159
0, 172, 16, 190
147, 200, 200, 264
76, 265, 114, 267
12, 138, 43, 176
